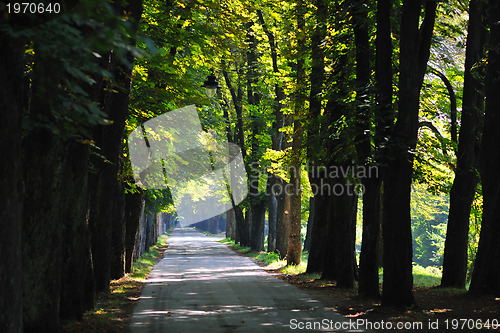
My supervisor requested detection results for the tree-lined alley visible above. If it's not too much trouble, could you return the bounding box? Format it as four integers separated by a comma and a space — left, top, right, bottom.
1, 0, 500, 332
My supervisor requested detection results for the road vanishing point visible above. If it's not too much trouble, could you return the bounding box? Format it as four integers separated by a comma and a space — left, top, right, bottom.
130, 227, 369, 332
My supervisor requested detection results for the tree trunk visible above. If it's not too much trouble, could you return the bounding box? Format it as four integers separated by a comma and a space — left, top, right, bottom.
221, 66, 247, 245
125, 190, 145, 273
441, 0, 486, 289
226, 209, 237, 241
0, 33, 24, 333
235, 206, 249, 246
469, 0, 500, 296
321, 192, 337, 280
359, 178, 382, 297
321, 169, 357, 288
257, 9, 287, 255
22, 50, 67, 331
286, 0, 306, 266
333, 191, 357, 288
306, 192, 329, 273
250, 201, 266, 251
59, 142, 93, 320
89, 50, 130, 290
303, 197, 314, 252
352, 0, 382, 298
110, 179, 126, 280
382, 0, 437, 307
305, 0, 326, 259
276, 178, 290, 259
287, 165, 302, 265
267, 175, 278, 252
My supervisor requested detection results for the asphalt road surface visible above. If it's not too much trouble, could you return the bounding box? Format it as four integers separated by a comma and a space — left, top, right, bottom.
130, 227, 368, 332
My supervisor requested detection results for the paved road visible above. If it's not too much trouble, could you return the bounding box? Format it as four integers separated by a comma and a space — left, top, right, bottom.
130, 227, 367, 332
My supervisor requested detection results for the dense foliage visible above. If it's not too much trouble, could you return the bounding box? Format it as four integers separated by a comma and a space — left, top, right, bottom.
2, 0, 500, 331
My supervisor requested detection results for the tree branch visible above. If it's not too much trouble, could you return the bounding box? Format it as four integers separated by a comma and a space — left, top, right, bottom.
428, 66, 458, 144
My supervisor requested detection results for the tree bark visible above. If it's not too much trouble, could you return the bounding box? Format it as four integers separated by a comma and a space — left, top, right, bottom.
59, 142, 93, 320
90, 0, 143, 287
124, 190, 145, 273
0, 33, 24, 333
286, 0, 306, 266
275, 177, 290, 259
321, 169, 357, 289
359, 177, 382, 296
305, 0, 327, 263
441, 0, 486, 289
303, 197, 314, 252
221, 66, 247, 245
351, 0, 382, 298
382, 0, 437, 307
22, 48, 65, 332
267, 175, 278, 252
469, 0, 500, 296
256, 9, 287, 255
428, 68, 458, 144
306, 192, 330, 273
89, 50, 129, 290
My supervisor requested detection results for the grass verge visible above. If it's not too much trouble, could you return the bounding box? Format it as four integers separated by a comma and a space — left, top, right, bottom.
219, 238, 309, 275
61, 234, 169, 333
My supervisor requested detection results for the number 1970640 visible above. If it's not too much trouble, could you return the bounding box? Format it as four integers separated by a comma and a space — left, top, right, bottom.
6, 2, 61, 14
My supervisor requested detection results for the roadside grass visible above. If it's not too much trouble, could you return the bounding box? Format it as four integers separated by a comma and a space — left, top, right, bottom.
221, 238, 443, 290
377, 264, 442, 290
219, 238, 309, 275
61, 233, 169, 333
412, 264, 442, 288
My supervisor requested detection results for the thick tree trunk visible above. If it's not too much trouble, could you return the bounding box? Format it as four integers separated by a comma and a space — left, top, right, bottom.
90, 0, 143, 288
245, 21, 267, 252
267, 175, 278, 252
276, 178, 290, 259
321, 170, 357, 288
352, 0, 382, 298
89, 51, 129, 289
22, 134, 64, 333
286, 0, 306, 266
110, 179, 126, 280
334, 192, 357, 288
125, 190, 145, 273
303, 197, 314, 252
59, 142, 92, 320
359, 178, 382, 297
287, 165, 302, 265
21, 47, 66, 332
306, 192, 329, 273
305, 0, 326, 259
382, 0, 436, 307
373, 1, 393, 280
133, 208, 147, 260
0, 34, 24, 333
235, 206, 248, 246
250, 201, 266, 251
441, 0, 486, 289
226, 209, 237, 241
469, 1, 500, 296
321, 193, 337, 280
221, 67, 247, 245
257, 10, 287, 255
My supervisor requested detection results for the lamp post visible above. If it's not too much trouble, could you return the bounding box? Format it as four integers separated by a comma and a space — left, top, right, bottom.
202, 69, 221, 98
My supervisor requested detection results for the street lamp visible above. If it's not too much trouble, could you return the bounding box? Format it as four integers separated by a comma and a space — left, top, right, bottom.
202, 69, 221, 98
